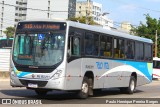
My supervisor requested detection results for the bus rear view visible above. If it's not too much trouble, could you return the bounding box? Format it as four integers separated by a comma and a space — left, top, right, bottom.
10, 21, 67, 95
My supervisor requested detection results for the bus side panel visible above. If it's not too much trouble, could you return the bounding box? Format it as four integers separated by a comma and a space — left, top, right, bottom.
104, 60, 152, 88
81, 58, 104, 89
103, 60, 125, 88
81, 58, 126, 89
65, 58, 83, 90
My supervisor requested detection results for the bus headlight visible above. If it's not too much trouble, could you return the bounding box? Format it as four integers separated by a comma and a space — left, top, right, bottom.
52, 70, 62, 79
11, 69, 17, 77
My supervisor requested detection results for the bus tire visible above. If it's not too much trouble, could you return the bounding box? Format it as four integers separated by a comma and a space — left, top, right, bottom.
35, 89, 48, 96
127, 76, 136, 94
77, 77, 89, 99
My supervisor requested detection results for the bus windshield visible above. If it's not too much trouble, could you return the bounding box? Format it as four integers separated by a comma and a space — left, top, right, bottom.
153, 60, 160, 69
13, 22, 66, 67
13, 32, 65, 66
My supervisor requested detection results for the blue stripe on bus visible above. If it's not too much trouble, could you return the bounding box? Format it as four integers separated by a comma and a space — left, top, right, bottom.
14, 67, 31, 78
17, 72, 31, 78
115, 60, 153, 81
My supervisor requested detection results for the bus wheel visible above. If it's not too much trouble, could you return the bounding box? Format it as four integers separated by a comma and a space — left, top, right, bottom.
127, 76, 136, 94
77, 77, 89, 99
35, 89, 48, 96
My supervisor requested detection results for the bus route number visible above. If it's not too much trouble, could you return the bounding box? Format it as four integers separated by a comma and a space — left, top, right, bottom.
96, 62, 109, 70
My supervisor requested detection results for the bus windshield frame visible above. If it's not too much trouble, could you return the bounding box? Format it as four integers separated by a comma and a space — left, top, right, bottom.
13, 22, 67, 68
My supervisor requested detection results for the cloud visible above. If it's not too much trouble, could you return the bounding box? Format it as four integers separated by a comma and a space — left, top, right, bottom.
119, 4, 137, 11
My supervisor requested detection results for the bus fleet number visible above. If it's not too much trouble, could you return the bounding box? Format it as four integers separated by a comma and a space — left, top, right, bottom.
96, 62, 109, 70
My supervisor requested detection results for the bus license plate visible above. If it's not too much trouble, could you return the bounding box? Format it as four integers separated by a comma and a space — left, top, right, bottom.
28, 83, 38, 88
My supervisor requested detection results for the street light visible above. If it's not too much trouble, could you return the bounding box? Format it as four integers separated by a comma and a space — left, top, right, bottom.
99, 12, 110, 27
101, 12, 109, 16
86, 0, 91, 24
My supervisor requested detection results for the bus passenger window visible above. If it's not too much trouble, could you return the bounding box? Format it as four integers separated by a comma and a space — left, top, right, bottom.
85, 33, 99, 56
100, 35, 112, 57
114, 38, 124, 59
125, 40, 134, 59
72, 37, 80, 56
68, 36, 80, 56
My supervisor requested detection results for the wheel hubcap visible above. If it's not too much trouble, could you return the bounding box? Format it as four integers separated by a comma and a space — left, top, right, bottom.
82, 83, 88, 94
130, 80, 135, 91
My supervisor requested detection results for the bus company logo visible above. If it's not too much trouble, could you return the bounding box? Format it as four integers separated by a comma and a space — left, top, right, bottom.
96, 62, 109, 70
32, 74, 35, 78
2, 99, 11, 104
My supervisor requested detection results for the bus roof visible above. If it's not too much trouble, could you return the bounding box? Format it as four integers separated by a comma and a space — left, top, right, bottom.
18, 19, 153, 44
68, 21, 153, 44
153, 57, 160, 61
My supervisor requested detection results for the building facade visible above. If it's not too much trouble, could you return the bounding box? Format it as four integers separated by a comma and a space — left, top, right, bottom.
0, 0, 15, 36
76, 1, 113, 30
0, 0, 27, 36
121, 22, 132, 33
26, 0, 76, 20
15, 0, 28, 22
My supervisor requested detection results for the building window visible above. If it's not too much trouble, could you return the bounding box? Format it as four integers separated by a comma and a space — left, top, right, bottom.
15, 13, 18, 16
16, 7, 18, 10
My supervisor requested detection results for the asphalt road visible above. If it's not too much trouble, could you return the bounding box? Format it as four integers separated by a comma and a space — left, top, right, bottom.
0, 80, 160, 106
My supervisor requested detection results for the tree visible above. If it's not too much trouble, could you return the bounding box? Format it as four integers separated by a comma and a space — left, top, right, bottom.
68, 16, 98, 25
3, 26, 15, 38
132, 14, 160, 57
3, 26, 15, 46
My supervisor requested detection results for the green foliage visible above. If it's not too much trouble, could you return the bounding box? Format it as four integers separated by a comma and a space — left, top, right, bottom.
3, 26, 15, 38
68, 16, 98, 25
132, 14, 160, 57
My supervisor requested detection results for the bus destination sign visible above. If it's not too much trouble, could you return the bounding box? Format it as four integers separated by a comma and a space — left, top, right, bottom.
17, 22, 66, 31
23, 24, 60, 30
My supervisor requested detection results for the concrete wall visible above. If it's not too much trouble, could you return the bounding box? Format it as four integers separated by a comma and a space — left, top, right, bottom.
0, 49, 11, 79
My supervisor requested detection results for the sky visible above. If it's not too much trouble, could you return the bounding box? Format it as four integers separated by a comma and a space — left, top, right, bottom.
82, 0, 160, 27
1, 0, 160, 28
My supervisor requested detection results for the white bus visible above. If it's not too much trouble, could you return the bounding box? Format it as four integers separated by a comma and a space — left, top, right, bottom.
153, 57, 160, 79
10, 20, 153, 98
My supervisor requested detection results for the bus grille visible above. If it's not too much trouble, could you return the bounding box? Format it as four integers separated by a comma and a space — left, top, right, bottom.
19, 79, 48, 87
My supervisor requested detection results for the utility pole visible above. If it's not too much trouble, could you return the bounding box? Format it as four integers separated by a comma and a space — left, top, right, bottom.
86, 0, 90, 24
48, 0, 51, 19
155, 30, 158, 57
1, 1, 4, 36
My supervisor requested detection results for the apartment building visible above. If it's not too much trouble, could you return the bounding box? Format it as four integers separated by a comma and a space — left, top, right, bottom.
121, 22, 132, 33
26, 0, 76, 20
76, 1, 113, 30
15, 0, 28, 22
0, 0, 15, 36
